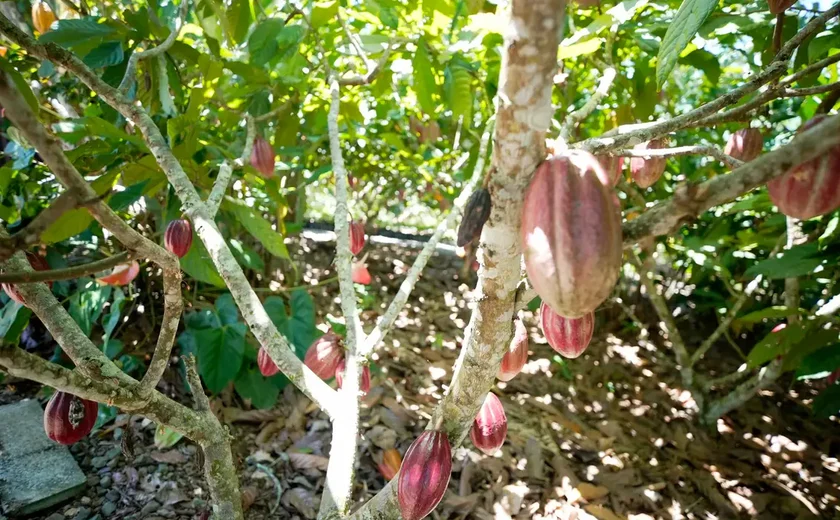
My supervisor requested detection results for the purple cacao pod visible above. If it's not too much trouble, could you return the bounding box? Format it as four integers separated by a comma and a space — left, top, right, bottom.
522, 151, 623, 318
630, 139, 667, 188
303, 331, 344, 380
164, 219, 193, 258
334, 359, 371, 395
724, 128, 763, 162
2, 252, 51, 306
250, 136, 275, 177
597, 155, 624, 186
767, 116, 840, 220
44, 391, 98, 445
497, 319, 528, 382
540, 302, 594, 359
398, 430, 452, 520
349, 221, 365, 256
470, 393, 507, 455
257, 347, 279, 377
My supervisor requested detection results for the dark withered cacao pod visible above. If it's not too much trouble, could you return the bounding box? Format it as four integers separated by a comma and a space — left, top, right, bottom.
456, 188, 492, 247
44, 391, 98, 445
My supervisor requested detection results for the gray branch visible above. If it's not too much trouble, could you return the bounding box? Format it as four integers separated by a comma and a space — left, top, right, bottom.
206, 115, 256, 216
612, 144, 743, 169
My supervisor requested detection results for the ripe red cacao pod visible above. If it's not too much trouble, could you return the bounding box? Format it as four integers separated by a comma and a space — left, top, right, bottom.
257, 347, 279, 377
164, 219, 193, 258
352, 261, 372, 285
304, 331, 344, 380
522, 151, 622, 318
767, 116, 840, 220
44, 391, 98, 445
2, 252, 51, 306
456, 188, 492, 247
540, 302, 594, 359
630, 139, 667, 188
334, 359, 371, 395
497, 319, 528, 382
349, 220, 365, 256
397, 430, 452, 520
597, 155, 624, 186
724, 128, 763, 162
250, 136, 275, 177
470, 393, 507, 455
97, 261, 140, 286
377, 448, 402, 481
767, 0, 796, 14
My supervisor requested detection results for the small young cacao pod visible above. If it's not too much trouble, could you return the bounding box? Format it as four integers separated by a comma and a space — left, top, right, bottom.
97, 261, 140, 286
31, 0, 56, 33
398, 430, 452, 520
456, 188, 492, 247
44, 391, 98, 445
767, 0, 796, 14
164, 219, 193, 258
257, 347, 279, 377
540, 302, 594, 359
497, 319, 528, 382
2, 252, 52, 306
334, 359, 371, 395
470, 393, 507, 455
377, 448, 402, 481
767, 116, 840, 220
349, 220, 365, 256
724, 128, 763, 162
522, 151, 622, 318
303, 331, 344, 380
250, 136, 275, 177
352, 261, 372, 285
597, 155, 624, 186
630, 139, 667, 188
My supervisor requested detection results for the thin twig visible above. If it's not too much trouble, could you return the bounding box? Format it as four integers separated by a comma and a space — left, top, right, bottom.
612, 144, 743, 169
207, 115, 256, 216
560, 67, 616, 141
0, 251, 135, 283
782, 81, 840, 97
338, 42, 394, 86
184, 354, 210, 412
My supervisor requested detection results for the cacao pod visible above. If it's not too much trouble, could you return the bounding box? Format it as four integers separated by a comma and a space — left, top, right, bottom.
349, 220, 365, 256
164, 219, 193, 258
377, 448, 402, 481
470, 393, 507, 455
828, 368, 840, 386
767, 0, 796, 14
767, 116, 840, 220
334, 359, 371, 395
2, 252, 51, 306
630, 139, 667, 188
724, 128, 763, 162
257, 347, 279, 377
540, 302, 594, 358
303, 331, 344, 380
397, 430, 452, 520
456, 188, 492, 247
521, 151, 622, 318
497, 319, 528, 382
97, 261, 140, 286
250, 136, 275, 177
31, 0, 56, 33
44, 391, 98, 445
352, 261, 372, 285
597, 155, 624, 186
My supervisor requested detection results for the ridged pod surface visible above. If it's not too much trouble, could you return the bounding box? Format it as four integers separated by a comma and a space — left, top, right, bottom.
456, 188, 492, 247
398, 430, 452, 520
97, 261, 140, 286
349, 221, 365, 256
257, 347, 279, 377
250, 136, 275, 177
630, 139, 667, 188
334, 359, 371, 394
164, 219, 193, 258
767, 0, 796, 14
725, 128, 763, 162
521, 151, 623, 318
303, 331, 344, 379
767, 116, 840, 220
2, 253, 51, 306
497, 319, 528, 382
44, 391, 98, 445
470, 393, 507, 455
31, 1, 56, 33
540, 302, 594, 359
597, 155, 624, 186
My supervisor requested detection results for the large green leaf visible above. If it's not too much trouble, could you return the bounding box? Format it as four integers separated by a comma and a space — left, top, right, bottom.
196, 323, 246, 393
413, 39, 438, 116
180, 234, 226, 287
0, 302, 31, 344
264, 296, 289, 334
234, 367, 279, 409
215, 293, 239, 326
288, 289, 317, 356
101, 287, 125, 345
38, 18, 119, 49
796, 344, 840, 381
444, 59, 472, 119
69, 285, 112, 336
83, 41, 125, 69
248, 18, 285, 66
743, 243, 824, 280
224, 201, 289, 259
656, 0, 718, 88
813, 383, 840, 418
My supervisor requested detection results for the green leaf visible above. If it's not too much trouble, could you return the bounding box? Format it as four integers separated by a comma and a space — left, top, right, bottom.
196, 323, 246, 393
234, 367, 279, 409
69, 286, 112, 336
264, 296, 289, 335
0, 302, 31, 343
224, 201, 289, 259
444, 60, 472, 119
656, 0, 718, 88
747, 322, 807, 369
180, 234, 226, 287
0, 61, 39, 115
83, 41, 125, 68
38, 18, 118, 49
154, 424, 184, 449
813, 383, 840, 418
215, 293, 239, 326
731, 306, 799, 332
743, 243, 823, 280
103, 338, 124, 359
248, 18, 285, 66
229, 239, 265, 271
310, 1, 338, 28
413, 39, 438, 116
288, 289, 316, 356
796, 344, 840, 381
227, 0, 253, 44
679, 48, 721, 84
101, 287, 125, 345
558, 38, 603, 60
108, 180, 149, 212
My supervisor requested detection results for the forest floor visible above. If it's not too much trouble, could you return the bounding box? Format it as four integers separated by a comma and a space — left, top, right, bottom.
4, 234, 840, 520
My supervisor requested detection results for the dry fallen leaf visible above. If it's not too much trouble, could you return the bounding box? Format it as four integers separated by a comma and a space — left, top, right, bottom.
584, 504, 627, 520
287, 452, 329, 471
150, 450, 188, 464
578, 482, 610, 501
284, 487, 317, 519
